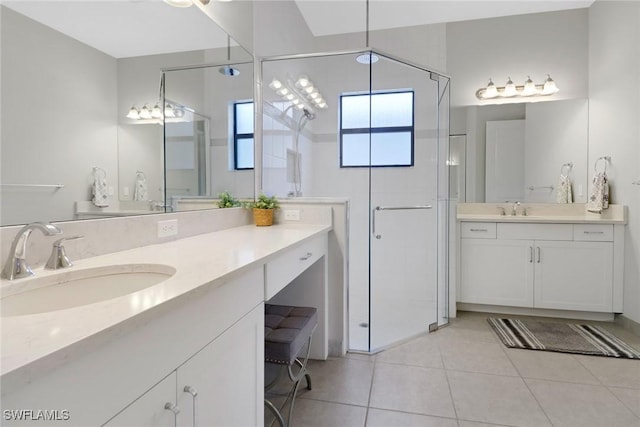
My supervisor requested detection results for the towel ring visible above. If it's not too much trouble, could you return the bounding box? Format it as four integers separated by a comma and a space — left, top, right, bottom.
93, 167, 107, 179
594, 156, 610, 174
560, 162, 573, 176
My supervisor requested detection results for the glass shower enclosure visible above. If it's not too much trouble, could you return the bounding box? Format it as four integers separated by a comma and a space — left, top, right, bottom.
261, 50, 450, 353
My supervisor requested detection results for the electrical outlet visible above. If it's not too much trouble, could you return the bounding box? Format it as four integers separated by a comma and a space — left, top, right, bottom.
284, 209, 300, 221
157, 219, 178, 238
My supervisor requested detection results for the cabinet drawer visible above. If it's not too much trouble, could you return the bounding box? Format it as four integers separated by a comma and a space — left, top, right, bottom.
461, 222, 496, 239
265, 234, 327, 300
574, 224, 613, 241
497, 223, 573, 241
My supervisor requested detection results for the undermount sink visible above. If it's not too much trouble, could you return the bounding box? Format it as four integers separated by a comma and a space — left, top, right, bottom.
1, 264, 176, 317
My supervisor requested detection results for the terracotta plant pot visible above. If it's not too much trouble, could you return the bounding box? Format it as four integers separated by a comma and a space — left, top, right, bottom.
253, 208, 274, 226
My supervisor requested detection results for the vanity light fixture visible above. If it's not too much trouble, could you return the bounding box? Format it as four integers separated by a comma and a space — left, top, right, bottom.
125, 102, 181, 121
269, 75, 328, 112
476, 74, 559, 100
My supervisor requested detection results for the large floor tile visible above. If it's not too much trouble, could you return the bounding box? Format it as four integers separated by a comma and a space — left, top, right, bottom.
447, 370, 551, 427
526, 378, 639, 427
289, 399, 367, 427
575, 355, 640, 388
505, 348, 600, 384
369, 363, 456, 418
458, 421, 513, 427
298, 358, 374, 406
440, 340, 518, 376
608, 386, 640, 418
365, 408, 457, 427
376, 335, 444, 369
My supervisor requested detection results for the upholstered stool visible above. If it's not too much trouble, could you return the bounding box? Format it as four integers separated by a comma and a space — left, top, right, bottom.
264, 304, 317, 427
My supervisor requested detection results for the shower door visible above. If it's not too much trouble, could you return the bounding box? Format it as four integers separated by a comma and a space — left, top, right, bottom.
367, 56, 448, 351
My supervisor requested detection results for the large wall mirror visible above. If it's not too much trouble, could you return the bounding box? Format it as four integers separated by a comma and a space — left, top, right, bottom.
0, 2, 253, 226
453, 98, 588, 204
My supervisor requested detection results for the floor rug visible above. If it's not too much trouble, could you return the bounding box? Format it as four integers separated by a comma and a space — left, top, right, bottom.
487, 317, 640, 359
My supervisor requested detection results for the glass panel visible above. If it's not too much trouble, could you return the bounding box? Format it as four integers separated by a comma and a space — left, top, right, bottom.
341, 95, 371, 129
371, 92, 413, 128
371, 132, 412, 166
235, 102, 254, 134
236, 137, 254, 169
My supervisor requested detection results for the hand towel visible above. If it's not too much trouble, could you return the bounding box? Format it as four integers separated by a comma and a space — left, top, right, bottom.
92, 170, 109, 207
556, 174, 573, 204
133, 174, 148, 201
587, 172, 609, 213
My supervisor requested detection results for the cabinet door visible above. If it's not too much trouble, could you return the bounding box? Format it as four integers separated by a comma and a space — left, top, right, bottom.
176, 304, 264, 427
460, 239, 534, 307
103, 372, 176, 427
534, 241, 614, 312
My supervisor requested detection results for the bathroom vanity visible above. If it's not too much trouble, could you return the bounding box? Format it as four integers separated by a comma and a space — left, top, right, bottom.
456, 203, 626, 319
0, 224, 330, 426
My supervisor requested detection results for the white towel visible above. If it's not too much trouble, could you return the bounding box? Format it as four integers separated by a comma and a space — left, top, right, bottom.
587, 172, 609, 213
92, 170, 109, 207
556, 174, 573, 204
133, 175, 148, 201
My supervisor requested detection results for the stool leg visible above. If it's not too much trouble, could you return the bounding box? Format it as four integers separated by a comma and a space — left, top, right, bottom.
265, 399, 286, 427
304, 372, 312, 391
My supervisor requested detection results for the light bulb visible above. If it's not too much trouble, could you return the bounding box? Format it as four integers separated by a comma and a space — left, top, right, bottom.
296, 75, 310, 88
269, 79, 282, 90
151, 103, 163, 119
126, 105, 140, 120
483, 79, 498, 99
503, 77, 517, 97
523, 76, 537, 96
276, 88, 289, 96
304, 86, 315, 94
139, 104, 152, 119
318, 102, 327, 109
164, 103, 175, 118
295, 104, 304, 110
309, 92, 320, 99
291, 98, 301, 105
285, 93, 295, 100
542, 74, 559, 95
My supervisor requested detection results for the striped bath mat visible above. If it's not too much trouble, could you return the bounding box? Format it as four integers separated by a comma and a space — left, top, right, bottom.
488, 318, 640, 359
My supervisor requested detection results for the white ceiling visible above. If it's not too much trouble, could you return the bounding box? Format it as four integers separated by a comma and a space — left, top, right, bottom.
2, 0, 595, 58
294, 0, 595, 36
2, 0, 231, 58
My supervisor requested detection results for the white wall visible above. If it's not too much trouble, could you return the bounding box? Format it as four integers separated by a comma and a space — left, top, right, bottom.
1, 7, 118, 225
446, 9, 588, 107
588, 1, 640, 324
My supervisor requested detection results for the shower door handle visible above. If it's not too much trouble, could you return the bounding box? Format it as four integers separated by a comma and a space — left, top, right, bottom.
372, 205, 433, 239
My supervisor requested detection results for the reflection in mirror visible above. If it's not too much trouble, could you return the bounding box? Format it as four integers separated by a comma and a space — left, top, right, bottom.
163, 62, 255, 212
458, 98, 588, 203
0, 2, 251, 226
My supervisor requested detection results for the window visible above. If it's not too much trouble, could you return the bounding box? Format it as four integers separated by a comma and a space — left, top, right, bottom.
340, 91, 414, 167
234, 101, 254, 170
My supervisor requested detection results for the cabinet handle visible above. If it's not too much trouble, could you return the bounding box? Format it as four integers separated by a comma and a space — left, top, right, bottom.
470, 228, 488, 232
583, 231, 604, 234
300, 252, 313, 261
536, 247, 541, 263
529, 246, 533, 263
184, 386, 198, 427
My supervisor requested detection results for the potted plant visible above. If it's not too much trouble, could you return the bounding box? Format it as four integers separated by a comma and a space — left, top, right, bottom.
244, 194, 280, 226
217, 191, 240, 208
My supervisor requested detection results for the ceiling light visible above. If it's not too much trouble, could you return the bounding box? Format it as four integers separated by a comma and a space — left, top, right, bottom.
356, 53, 379, 64
164, 0, 193, 7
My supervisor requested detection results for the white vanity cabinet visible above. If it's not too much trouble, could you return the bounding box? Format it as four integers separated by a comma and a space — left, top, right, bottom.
104, 305, 264, 427
459, 221, 621, 314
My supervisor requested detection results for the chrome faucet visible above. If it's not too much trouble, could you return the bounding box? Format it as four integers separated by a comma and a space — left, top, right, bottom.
45, 236, 83, 270
511, 201, 521, 216
2, 222, 63, 280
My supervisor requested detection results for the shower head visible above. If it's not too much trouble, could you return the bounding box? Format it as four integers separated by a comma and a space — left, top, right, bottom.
303, 108, 316, 120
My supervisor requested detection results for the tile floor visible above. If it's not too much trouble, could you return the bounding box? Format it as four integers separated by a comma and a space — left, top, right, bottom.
266, 311, 640, 427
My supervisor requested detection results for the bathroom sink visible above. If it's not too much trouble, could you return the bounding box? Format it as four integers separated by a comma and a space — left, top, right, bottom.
1, 264, 176, 316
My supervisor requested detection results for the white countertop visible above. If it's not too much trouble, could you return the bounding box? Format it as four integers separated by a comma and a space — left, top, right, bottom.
456, 203, 627, 224
0, 223, 330, 379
